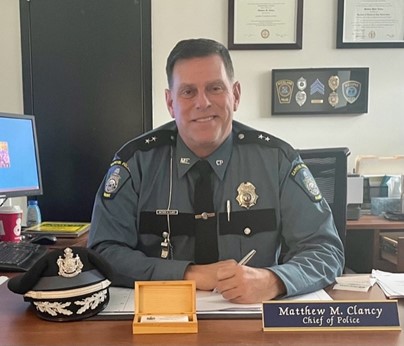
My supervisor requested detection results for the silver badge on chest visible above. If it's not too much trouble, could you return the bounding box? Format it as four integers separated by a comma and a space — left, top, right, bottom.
236, 182, 259, 209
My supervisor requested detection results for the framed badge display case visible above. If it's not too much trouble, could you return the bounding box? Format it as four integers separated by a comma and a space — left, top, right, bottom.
271, 67, 369, 115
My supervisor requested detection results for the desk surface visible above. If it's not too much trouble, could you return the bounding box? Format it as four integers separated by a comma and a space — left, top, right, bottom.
0, 276, 402, 346
347, 215, 404, 230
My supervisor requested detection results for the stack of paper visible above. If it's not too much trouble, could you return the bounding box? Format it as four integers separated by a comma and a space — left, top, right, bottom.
333, 275, 376, 292
196, 291, 261, 316
100, 287, 333, 319
372, 269, 404, 299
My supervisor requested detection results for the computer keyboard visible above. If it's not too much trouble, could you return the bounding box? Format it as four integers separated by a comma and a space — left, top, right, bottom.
0, 241, 48, 272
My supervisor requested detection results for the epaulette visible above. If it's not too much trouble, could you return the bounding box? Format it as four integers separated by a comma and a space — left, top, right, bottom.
103, 128, 176, 199
116, 129, 176, 162
232, 122, 321, 202
234, 127, 298, 163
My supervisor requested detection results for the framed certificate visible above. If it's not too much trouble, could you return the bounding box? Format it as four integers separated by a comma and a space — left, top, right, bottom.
337, 0, 404, 48
228, 0, 303, 50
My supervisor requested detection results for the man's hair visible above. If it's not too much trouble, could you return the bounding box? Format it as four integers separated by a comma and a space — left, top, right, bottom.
166, 38, 234, 88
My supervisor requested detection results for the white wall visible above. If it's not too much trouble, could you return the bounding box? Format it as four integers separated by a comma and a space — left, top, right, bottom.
1, 0, 403, 175
0, 0, 23, 113
0, 0, 27, 221
151, 0, 404, 171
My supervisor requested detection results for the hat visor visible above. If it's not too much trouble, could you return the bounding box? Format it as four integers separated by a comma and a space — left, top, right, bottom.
24, 279, 111, 300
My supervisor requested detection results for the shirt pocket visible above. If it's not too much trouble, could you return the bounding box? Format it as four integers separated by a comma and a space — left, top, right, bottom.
219, 208, 277, 236
219, 209, 279, 266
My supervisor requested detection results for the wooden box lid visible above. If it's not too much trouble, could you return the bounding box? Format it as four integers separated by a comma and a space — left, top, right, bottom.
135, 280, 196, 315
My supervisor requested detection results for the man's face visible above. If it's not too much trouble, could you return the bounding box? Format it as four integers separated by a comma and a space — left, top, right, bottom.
165, 55, 241, 158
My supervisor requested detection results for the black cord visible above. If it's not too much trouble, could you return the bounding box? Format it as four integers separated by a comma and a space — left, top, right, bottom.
0, 198, 8, 207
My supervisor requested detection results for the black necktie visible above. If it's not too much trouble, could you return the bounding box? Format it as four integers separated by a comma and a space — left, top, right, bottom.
193, 160, 218, 264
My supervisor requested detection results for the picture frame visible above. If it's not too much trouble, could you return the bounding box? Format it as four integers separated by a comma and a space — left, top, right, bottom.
337, 0, 404, 48
228, 0, 303, 50
271, 67, 369, 115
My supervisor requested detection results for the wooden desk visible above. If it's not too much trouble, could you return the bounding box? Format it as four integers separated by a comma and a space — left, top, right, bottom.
47, 233, 88, 249
0, 276, 402, 346
346, 215, 404, 273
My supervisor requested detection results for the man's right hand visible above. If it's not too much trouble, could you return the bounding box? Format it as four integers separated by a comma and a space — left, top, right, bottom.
183, 260, 236, 290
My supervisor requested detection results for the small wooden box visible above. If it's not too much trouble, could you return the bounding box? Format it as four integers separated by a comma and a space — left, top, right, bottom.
380, 232, 404, 271
132, 280, 198, 334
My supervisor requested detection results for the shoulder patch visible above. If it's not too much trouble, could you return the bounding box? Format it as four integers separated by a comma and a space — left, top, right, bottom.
290, 162, 322, 202
103, 162, 130, 199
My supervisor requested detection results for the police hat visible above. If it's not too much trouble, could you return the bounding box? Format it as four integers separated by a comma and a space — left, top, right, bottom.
8, 247, 113, 322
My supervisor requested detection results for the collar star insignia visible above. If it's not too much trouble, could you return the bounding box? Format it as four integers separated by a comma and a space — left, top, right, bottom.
180, 157, 191, 164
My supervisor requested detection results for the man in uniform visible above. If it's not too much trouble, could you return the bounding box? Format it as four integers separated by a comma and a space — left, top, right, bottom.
88, 38, 344, 304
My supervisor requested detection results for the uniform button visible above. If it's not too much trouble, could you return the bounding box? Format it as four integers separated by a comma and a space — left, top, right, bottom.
238, 133, 245, 140
243, 227, 252, 235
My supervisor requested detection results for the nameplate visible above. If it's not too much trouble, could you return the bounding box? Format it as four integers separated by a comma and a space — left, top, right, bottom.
155, 209, 178, 216
262, 300, 401, 331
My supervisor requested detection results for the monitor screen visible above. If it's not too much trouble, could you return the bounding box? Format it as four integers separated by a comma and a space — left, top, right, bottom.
0, 112, 43, 199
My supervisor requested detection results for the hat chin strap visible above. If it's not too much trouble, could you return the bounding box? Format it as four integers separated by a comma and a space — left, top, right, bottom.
24, 279, 111, 300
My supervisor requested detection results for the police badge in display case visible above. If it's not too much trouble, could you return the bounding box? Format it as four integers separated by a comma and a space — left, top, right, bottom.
272, 67, 369, 115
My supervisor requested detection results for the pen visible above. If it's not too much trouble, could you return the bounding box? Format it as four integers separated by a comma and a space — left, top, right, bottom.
238, 249, 256, 266
226, 200, 231, 222
212, 249, 257, 293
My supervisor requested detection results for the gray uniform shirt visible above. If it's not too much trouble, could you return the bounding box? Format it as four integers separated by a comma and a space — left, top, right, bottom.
88, 120, 344, 297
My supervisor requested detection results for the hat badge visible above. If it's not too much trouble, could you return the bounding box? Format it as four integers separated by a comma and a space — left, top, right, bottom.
57, 247, 84, 278
236, 182, 259, 209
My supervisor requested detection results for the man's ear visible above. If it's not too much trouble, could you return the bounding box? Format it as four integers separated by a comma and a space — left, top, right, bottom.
233, 81, 241, 112
165, 89, 175, 118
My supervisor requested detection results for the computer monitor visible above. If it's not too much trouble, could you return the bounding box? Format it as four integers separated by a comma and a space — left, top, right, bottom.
0, 112, 43, 200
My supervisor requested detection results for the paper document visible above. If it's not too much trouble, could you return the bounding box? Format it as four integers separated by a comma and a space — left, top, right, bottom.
284, 289, 332, 301
372, 269, 404, 299
196, 290, 261, 312
102, 287, 134, 316
333, 275, 376, 292
0, 276, 8, 286
101, 287, 332, 317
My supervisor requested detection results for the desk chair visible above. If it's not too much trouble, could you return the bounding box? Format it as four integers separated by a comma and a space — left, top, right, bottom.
297, 147, 351, 246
